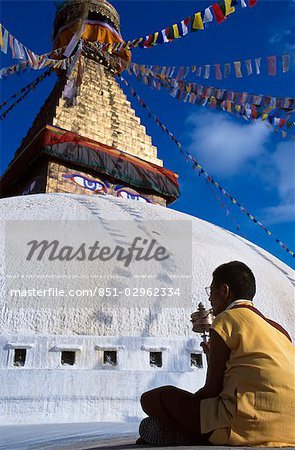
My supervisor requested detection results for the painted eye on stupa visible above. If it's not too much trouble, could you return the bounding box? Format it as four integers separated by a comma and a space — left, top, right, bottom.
116, 189, 150, 203
62, 174, 108, 192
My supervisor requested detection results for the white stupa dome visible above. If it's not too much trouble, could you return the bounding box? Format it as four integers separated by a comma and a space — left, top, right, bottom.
0, 193, 294, 425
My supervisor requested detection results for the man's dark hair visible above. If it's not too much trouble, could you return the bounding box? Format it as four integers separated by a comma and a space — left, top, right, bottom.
213, 261, 256, 300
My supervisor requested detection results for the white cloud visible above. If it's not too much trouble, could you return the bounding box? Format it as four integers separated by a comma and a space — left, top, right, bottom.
262, 141, 295, 224
262, 203, 295, 224
186, 111, 271, 176
269, 23, 295, 51
186, 111, 295, 225
272, 141, 295, 201
270, 29, 291, 45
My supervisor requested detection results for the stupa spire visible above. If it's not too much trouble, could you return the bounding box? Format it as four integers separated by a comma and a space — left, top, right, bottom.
1, 1, 179, 206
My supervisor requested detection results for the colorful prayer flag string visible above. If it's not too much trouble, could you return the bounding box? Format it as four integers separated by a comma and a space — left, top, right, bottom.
208, 179, 245, 238
122, 0, 258, 50
80, 44, 295, 132
128, 65, 295, 136
0, 75, 43, 109
119, 75, 295, 258
0, 46, 70, 79
0, 22, 42, 62
131, 51, 293, 82
79, 0, 258, 55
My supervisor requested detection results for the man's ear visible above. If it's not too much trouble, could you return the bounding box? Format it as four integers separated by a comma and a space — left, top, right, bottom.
220, 283, 230, 299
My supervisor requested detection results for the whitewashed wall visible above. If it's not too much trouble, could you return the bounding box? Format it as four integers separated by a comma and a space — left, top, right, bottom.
0, 193, 294, 424
0, 335, 206, 424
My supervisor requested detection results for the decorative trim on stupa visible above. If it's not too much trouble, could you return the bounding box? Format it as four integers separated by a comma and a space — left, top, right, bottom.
53, 0, 121, 39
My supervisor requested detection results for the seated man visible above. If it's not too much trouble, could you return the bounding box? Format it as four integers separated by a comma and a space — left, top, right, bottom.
137, 261, 294, 446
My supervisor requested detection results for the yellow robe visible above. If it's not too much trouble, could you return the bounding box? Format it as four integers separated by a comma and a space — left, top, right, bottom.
201, 302, 295, 446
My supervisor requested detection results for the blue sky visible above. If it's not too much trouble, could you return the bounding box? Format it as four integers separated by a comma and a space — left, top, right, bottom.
1, 0, 294, 267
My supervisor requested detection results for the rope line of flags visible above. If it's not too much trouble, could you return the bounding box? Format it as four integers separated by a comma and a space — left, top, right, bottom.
122, 0, 258, 50
128, 64, 295, 138
131, 52, 293, 81
0, 69, 53, 120
119, 75, 295, 258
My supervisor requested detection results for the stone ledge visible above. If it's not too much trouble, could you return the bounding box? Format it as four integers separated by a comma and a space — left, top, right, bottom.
0, 423, 292, 450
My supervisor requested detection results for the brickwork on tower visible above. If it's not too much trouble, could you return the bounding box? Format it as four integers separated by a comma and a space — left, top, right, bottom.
53, 57, 163, 167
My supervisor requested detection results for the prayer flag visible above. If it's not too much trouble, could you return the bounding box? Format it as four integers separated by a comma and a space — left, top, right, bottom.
181, 17, 190, 35
184, 66, 190, 78
215, 88, 221, 99
25, 48, 34, 66
226, 100, 232, 111
0, 24, 3, 49
255, 57, 261, 74
9, 34, 15, 58
166, 26, 174, 40
267, 55, 277, 76
162, 29, 169, 43
214, 64, 222, 79
143, 34, 154, 47
204, 65, 210, 79
224, 63, 231, 78
269, 97, 276, 107
241, 92, 248, 104
191, 12, 204, 31
176, 67, 184, 80
234, 61, 242, 78
18, 43, 26, 60
64, 30, 80, 57
172, 24, 180, 39
249, 0, 257, 6
209, 96, 217, 108
14, 40, 25, 60
2, 28, 8, 54
183, 93, 190, 103
212, 3, 226, 23
224, 0, 235, 15
190, 93, 197, 104
240, 0, 247, 7
227, 91, 234, 101
38, 55, 48, 69
245, 59, 253, 75
251, 105, 257, 119
197, 66, 202, 77
203, 7, 213, 23
282, 54, 290, 73
253, 94, 262, 106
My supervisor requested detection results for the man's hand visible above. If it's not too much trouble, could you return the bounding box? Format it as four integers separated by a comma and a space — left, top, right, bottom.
190, 311, 199, 333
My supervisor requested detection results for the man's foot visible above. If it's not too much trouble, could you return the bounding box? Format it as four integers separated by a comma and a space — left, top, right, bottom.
138, 416, 178, 446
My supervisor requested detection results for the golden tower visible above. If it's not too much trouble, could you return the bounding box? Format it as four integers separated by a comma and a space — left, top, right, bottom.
1, 0, 179, 206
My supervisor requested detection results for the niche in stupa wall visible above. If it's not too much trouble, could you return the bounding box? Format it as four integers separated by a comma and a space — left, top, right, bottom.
46, 161, 167, 207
